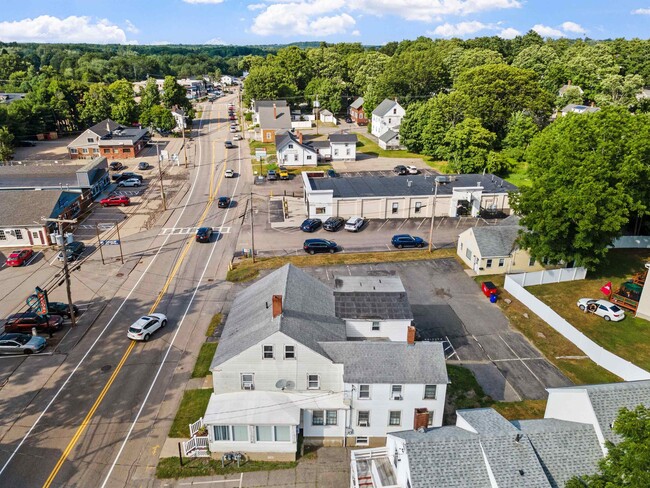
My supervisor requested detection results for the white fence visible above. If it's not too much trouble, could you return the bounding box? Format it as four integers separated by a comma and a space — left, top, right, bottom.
505, 270, 650, 381
291, 120, 312, 129
612, 236, 650, 248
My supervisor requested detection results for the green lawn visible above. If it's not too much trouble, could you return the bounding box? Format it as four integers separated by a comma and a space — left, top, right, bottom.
355, 134, 424, 159
503, 161, 531, 187
528, 249, 650, 371
191, 342, 218, 378
206, 313, 222, 337
157, 457, 297, 479
248, 140, 276, 157
168, 389, 212, 438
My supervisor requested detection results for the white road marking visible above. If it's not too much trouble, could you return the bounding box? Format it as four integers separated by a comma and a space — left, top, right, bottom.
416, 218, 426, 229
498, 334, 546, 387
25, 251, 41, 266
376, 220, 387, 232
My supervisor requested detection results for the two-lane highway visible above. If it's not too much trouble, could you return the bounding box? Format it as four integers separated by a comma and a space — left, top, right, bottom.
0, 93, 251, 487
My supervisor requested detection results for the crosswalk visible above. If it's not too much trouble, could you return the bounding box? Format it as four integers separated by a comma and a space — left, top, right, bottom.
77, 223, 116, 230
160, 226, 231, 235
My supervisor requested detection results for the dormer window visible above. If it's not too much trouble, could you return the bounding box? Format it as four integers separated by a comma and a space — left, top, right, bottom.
288, 144, 293, 149
87, 138, 94, 143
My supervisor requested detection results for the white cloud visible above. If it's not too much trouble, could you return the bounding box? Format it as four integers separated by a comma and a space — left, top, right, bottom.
251, 0, 356, 37
182, 0, 224, 3
0, 15, 132, 44
561, 21, 585, 34
348, 0, 521, 22
498, 27, 520, 39
632, 8, 650, 14
248, 3, 266, 10
205, 37, 227, 44
430, 21, 490, 37
125, 19, 139, 34
532, 23, 564, 37
150, 40, 172, 45
351, 29, 361, 36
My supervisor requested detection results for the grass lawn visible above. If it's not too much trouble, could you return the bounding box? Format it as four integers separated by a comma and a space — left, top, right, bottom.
206, 313, 222, 337
226, 248, 457, 282
503, 161, 531, 187
248, 140, 276, 157
168, 389, 212, 438
192, 342, 218, 378
527, 249, 650, 372
157, 457, 298, 479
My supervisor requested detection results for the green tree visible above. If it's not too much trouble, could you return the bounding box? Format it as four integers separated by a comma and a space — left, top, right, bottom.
512, 44, 564, 93
148, 105, 176, 132
595, 74, 645, 107
400, 101, 429, 153
243, 65, 297, 105
0, 51, 30, 81
161, 76, 190, 111
304, 77, 344, 114
511, 108, 650, 269
108, 79, 138, 124
566, 406, 650, 488
421, 91, 469, 159
0, 126, 15, 161
80, 83, 112, 124
139, 77, 161, 113
445, 47, 505, 82
443, 117, 496, 173
502, 112, 540, 161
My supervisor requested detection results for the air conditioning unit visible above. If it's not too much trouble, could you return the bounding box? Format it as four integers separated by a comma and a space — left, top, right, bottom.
392, 395, 403, 401
243, 382, 255, 390
346, 428, 354, 435
359, 420, 369, 427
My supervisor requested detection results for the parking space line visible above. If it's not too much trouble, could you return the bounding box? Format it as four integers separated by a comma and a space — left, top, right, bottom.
416, 218, 426, 229
444, 335, 460, 361
498, 334, 546, 387
397, 219, 407, 230
49, 254, 61, 266
25, 251, 41, 266
376, 220, 387, 232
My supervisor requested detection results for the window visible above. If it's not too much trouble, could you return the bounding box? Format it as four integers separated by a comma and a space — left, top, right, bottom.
113, 149, 119, 153
498, 258, 505, 267
32, 231, 39, 239
358, 385, 370, 399
358, 411, 370, 427
393, 108, 397, 114
122, 148, 129, 153
415, 202, 422, 214
389, 411, 402, 426
307, 155, 312, 160
388, 118, 392, 124
275, 426, 290, 442
334, 149, 339, 156
284, 345, 295, 359
241, 373, 254, 390
307, 374, 320, 389
82, 148, 89, 154
466, 248, 473, 260
87, 138, 94, 143
213, 425, 230, 441
288, 144, 294, 149
486, 259, 493, 268
232, 425, 248, 441
391, 385, 403, 400
346, 148, 351, 156
312, 411, 324, 425
371, 321, 380, 331
315, 207, 326, 214
70, 148, 78, 154
428, 411, 435, 427
424, 385, 437, 400
263, 345, 274, 359
392, 202, 399, 214
256, 426, 273, 442
355, 437, 369, 446
0, 230, 5, 240
326, 410, 338, 425
15, 230, 23, 240
460, 242, 464, 251
93, 148, 99, 153
529, 257, 536, 266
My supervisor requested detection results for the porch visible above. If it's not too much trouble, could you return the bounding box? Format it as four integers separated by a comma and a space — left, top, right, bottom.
350, 447, 400, 488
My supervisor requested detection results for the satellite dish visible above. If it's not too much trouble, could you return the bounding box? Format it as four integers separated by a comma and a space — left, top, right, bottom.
275, 379, 287, 389
285, 380, 295, 390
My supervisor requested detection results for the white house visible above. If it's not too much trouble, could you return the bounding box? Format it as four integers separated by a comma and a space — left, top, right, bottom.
328, 133, 357, 161
560, 103, 600, 116
276, 131, 318, 167
190, 265, 448, 461
220, 75, 234, 86
378, 129, 402, 150
371, 99, 405, 139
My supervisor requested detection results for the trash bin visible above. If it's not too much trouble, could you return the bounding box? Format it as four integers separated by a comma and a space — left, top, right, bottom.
490, 293, 498, 304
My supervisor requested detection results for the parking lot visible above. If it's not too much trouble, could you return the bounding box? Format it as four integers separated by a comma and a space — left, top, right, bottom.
298, 260, 572, 401
339, 168, 440, 178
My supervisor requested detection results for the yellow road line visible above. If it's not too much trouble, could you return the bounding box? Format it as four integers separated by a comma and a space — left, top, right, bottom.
42, 107, 226, 488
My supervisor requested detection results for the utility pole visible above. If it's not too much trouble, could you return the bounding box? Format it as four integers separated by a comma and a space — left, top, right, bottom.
250, 192, 256, 263
427, 181, 439, 252
154, 139, 167, 211
44, 217, 77, 327
181, 111, 188, 168
115, 220, 124, 264
95, 224, 105, 265
314, 95, 320, 136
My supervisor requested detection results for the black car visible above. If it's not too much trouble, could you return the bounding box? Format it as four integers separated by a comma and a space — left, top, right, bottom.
137, 161, 150, 170
47, 302, 79, 318
111, 172, 143, 183
195, 227, 213, 242
300, 219, 322, 232
218, 197, 231, 208
109, 161, 124, 171
391, 234, 425, 248
393, 165, 408, 175
327, 169, 339, 178
224, 141, 234, 149
345, 117, 352, 123
57, 241, 85, 262
323, 217, 345, 232
303, 239, 338, 254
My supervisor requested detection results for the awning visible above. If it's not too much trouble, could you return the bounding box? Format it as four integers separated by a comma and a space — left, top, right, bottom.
203, 391, 346, 425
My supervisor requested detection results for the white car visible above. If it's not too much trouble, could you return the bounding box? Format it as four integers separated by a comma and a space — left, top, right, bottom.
225, 169, 235, 178
577, 299, 625, 321
118, 178, 141, 187
230, 126, 238, 133
127, 313, 168, 341
407, 165, 419, 174
345, 216, 364, 232
233, 134, 242, 141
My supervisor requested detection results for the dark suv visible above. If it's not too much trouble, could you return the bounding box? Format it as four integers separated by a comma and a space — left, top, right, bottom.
4, 312, 63, 334
57, 241, 85, 262
393, 165, 408, 175
47, 302, 80, 318
303, 239, 338, 254
323, 217, 345, 232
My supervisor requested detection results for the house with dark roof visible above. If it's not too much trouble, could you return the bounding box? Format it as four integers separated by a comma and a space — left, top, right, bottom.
276, 131, 358, 165
256, 102, 292, 142
560, 103, 600, 116
558, 80, 584, 97
371, 99, 405, 140
349, 97, 368, 125
456, 216, 544, 275
194, 264, 447, 460
378, 128, 403, 150
67, 118, 148, 160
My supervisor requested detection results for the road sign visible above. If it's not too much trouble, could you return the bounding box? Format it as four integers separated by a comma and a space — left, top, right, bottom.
26, 286, 49, 315
100, 240, 120, 245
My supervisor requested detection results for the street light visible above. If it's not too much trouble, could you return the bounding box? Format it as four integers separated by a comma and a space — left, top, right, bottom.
427, 180, 439, 252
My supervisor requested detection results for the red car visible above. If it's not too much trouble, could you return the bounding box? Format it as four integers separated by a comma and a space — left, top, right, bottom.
100, 195, 130, 207
5, 249, 34, 267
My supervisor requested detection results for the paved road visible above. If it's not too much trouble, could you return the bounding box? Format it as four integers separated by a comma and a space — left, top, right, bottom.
0, 93, 250, 487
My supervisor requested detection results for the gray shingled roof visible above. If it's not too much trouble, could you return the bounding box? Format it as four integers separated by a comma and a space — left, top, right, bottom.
333, 275, 412, 320
253, 100, 288, 112
514, 419, 602, 488
329, 133, 357, 144
0, 164, 81, 189
258, 104, 292, 130
0, 190, 78, 226
349, 97, 364, 109
372, 99, 398, 117
378, 129, 399, 144
320, 342, 448, 384
457, 408, 519, 435
561, 104, 600, 114
211, 264, 346, 368
471, 225, 521, 258
89, 118, 120, 137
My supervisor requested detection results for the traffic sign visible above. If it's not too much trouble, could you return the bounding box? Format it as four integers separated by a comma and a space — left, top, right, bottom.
100, 240, 120, 245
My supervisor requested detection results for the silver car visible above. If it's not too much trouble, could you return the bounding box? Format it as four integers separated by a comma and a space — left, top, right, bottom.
0, 333, 47, 355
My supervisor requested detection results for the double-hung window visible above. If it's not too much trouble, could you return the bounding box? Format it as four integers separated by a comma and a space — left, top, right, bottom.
312, 411, 324, 425
389, 411, 401, 426
284, 345, 295, 359
358, 411, 370, 427
307, 374, 320, 389
358, 385, 370, 399
391, 385, 403, 400
424, 385, 437, 400
241, 373, 254, 390
263, 345, 274, 359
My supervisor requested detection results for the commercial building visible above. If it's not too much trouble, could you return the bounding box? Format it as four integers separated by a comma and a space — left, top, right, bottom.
67, 119, 148, 160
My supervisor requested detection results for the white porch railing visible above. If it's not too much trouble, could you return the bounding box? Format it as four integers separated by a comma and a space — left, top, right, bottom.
189, 417, 204, 437
350, 448, 401, 488
183, 435, 209, 458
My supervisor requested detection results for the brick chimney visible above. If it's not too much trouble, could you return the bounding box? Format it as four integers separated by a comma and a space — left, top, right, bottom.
407, 325, 416, 345
298, 131, 303, 144
568, 80, 572, 86
272, 295, 283, 318
273, 103, 277, 119
413, 408, 429, 430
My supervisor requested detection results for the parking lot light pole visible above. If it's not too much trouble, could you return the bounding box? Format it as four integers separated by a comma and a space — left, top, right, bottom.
427, 181, 439, 253
43, 217, 77, 327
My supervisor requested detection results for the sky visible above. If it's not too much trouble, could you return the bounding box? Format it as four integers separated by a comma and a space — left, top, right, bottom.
0, 1, 648, 45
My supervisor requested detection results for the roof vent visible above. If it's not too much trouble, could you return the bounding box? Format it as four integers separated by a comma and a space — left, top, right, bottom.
515, 434, 523, 443
519, 470, 525, 476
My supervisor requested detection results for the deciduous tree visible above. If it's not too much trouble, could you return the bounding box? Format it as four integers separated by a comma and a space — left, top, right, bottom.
443, 117, 496, 173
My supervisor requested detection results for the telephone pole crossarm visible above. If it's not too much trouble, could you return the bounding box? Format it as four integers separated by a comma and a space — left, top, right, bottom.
43, 217, 78, 327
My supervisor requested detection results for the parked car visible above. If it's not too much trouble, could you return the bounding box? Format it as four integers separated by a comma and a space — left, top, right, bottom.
391, 234, 425, 248
481, 281, 498, 298
57, 241, 85, 262
118, 178, 142, 188
218, 196, 231, 208
345, 117, 352, 123
109, 161, 124, 171
279, 170, 290, 180
577, 299, 625, 322
137, 161, 150, 170
300, 219, 322, 232
393, 165, 408, 175
344, 216, 364, 232
0, 333, 47, 355
327, 169, 339, 178
127, 313, 168, 341
47, 302, 79, 318
5, 249, 34, 267
195, 227, 213, 243
303, 239, 338, 254
4, 312, 63, 334
406, 165, 419, 175
323, 217, 345, 232
111, 172, 142, 183
101, 195, 130, 207
229, 126, 238, 133
225, 169, 235, 178
233, 134, 242, 141
224, 141, 234, 149
267, 170, 278, 181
